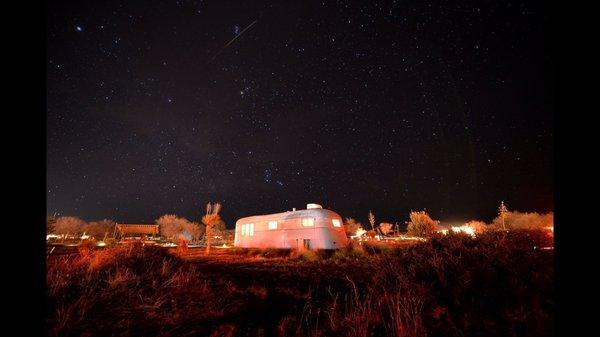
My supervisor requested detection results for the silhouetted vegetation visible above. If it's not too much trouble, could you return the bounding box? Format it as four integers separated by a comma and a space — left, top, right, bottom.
53, 216, 86, 236
83, 219, 116, 240
202, 202, 223, 254
406, 210, 440, 237
47, 229, 552, 337
156, 214, 203, 242
343, 217, 362, 236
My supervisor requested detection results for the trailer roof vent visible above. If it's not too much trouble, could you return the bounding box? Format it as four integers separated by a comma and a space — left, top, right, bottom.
306, 203, 322, 209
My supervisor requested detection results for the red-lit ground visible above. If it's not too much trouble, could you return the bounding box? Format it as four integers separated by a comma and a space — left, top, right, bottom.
47, 230, 553, 337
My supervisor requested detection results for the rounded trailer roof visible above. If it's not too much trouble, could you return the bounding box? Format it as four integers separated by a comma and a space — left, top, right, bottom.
236, 208, 342, 224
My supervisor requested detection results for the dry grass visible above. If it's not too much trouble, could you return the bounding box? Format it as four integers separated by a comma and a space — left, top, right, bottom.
47, 230, 553, 337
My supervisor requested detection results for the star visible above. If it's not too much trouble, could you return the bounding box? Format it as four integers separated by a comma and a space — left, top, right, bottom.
47, 1, 552, 229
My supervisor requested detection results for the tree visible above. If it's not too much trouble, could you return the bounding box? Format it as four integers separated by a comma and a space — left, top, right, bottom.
406, 211, 439, 237
84, 219, 116, 240
368, 210, 375, 231
344, 217, 362, 237
54, 216, 86, 238
202, 202, 222, 254
156, 214, 199, 241
379, 222, 393, 235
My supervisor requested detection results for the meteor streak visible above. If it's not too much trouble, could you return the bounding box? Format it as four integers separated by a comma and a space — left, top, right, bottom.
208, 20, 258, 64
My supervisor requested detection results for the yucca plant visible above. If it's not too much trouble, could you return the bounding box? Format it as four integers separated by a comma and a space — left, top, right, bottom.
202, 202, 222, 254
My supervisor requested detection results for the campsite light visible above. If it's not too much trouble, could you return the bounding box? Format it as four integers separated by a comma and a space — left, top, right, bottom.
350, 227, 367, 240
398, 235, 427, 242
448, 225, 476, 237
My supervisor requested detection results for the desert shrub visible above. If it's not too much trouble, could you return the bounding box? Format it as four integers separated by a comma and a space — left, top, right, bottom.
227, 247, 248, 256
176, 237, 189, 255
331, 249, 348, 261
464, 220, 488, 233
347, 243, 369, 259
344, 217, 362, 236
362, 241, 391, 255
246, 248, 264, 257
260, 248, 292, 258
406, 211, 439, 237
491, 203, 553, 232
379, 222, 393, 235
290, 249, 321, 262
228, 247, 295, 258
47, 229, 552, 337
331, 242, 369, 261
47, 243, 237, 336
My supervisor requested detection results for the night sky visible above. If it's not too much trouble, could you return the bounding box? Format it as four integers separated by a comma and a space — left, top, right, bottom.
47, 0, 553, 227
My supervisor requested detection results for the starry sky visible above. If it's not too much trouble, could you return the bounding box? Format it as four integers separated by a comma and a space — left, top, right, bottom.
47, 0, 553, 227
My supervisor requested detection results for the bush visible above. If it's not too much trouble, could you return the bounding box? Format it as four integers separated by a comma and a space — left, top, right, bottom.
406, 211, 439, 237
362, 241, 391, 255
260, 248, 292, 258
491, 211, 553, 231
47, 230, 553, 337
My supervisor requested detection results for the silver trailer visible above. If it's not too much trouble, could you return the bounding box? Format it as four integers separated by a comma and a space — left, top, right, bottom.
234, 204, 349, 249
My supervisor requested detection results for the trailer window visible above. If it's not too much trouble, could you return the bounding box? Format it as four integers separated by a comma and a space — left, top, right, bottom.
241, 223, 254, 236
332, 219, 341, 227
302, 218, 315, 227
268, 221, 278, 230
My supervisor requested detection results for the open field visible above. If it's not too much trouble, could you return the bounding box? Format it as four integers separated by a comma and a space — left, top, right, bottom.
47, 230, 553, 337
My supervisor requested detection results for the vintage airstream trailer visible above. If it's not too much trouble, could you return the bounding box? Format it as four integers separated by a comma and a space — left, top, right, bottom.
234, 204, 349, 249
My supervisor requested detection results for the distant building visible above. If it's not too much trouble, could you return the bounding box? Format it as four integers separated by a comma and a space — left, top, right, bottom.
234, 203, 349, 250
116, 224, 159, 238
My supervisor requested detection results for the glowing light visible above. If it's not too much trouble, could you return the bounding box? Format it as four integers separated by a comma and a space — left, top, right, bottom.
398, 235, 427, 242
355, 227, 366, 236
439, 225, 476, 237
302, 218, 315, 227
453, 225, 475, 237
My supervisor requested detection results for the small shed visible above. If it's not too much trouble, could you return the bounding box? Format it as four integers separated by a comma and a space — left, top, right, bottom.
234, 204, 349, 249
